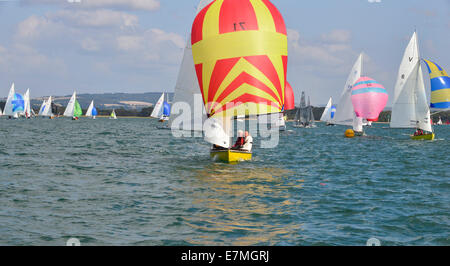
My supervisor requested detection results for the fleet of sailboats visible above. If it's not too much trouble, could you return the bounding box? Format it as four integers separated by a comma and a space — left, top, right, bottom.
1, 0, 448, 166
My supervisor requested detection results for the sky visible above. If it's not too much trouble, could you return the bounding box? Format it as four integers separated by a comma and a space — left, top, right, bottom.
0, 0, 449, 106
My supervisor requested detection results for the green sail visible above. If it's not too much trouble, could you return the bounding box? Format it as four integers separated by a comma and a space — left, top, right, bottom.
73, 100, 82, 118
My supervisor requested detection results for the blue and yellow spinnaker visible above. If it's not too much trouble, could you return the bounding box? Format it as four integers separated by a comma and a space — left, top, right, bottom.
423, 59, 450, 110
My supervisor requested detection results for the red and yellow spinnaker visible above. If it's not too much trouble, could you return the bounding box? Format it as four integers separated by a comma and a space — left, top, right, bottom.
191, 0, 288, 118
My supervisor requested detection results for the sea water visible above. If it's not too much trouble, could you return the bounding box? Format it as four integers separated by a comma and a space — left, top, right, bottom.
0, 117, 448, 245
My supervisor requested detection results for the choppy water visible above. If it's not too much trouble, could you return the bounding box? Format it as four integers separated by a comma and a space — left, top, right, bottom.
0, 117, 448, 246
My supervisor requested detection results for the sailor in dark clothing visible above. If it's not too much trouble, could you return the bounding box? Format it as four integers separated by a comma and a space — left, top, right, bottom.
232, 130, 245, 150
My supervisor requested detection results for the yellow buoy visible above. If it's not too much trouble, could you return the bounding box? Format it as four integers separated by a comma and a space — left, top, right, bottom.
345, 129, 355, 138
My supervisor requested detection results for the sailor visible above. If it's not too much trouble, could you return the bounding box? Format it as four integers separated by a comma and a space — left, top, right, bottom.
232, 130, 245, 150
242, 131, 253, 152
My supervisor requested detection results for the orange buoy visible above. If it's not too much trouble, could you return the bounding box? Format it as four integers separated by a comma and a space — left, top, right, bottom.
345, 129, 355, 138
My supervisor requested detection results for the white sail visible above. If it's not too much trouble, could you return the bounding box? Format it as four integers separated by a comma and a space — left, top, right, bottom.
320, 97, 333, 122
63, 92, 76, 117
333, 54, 363, 126
151, 93, 165, 118
203, 117, 231, 148
390, 32, 432, 132
85, 100, 94, 117
3, 83, 15, 116
23, 89, 31, 118
43, 96, 53, 117
168, 0, 211, 132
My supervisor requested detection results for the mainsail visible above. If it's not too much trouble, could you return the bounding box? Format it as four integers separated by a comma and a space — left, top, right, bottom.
86, 100, 94, 117
42, 96, 53, 117
423, 59, 450, 110
332, 53, 363, 126
390, 32, 432, 132
151, 93, 165, 119
168, 0, 213, 132
191, 0, 288, 148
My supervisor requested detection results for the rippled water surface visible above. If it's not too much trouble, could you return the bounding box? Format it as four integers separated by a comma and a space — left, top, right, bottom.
0, 117, 449, 246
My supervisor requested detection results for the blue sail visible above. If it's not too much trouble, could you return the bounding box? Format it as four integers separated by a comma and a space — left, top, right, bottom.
331, 105, 337, 119
92, 107, 98, 116
12, 93, 24, 113
163, 101, 171, 116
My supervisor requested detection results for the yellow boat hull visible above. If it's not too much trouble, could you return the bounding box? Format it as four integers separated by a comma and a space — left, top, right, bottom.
410, 133, 435, 141
210, 150, 252, 163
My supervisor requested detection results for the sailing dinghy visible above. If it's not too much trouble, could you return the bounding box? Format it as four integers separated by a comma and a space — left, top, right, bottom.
390, 32, 434, 140
151, 93, 171, 122
332, 53, 364, 135
191, 0, 288, 163
63, 92, 82, 120
4, 83, 25, 119
110, 109, 117, 120
85, 100, 98, 119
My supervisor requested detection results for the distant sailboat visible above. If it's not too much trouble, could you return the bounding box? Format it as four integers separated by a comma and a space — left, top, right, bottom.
390, 32, 434, 140
110, 109, 117, 120
294, 92, 315, 128
23, 89, 31, 118
63, 92, 82, 120
320, 97, 336, 125
332, 53, 363, 134
85, 100, 98, 119
307, 97, 316, 128
4, 83, 25, 119
151, 93, 171, 122
39, 96, 53, 118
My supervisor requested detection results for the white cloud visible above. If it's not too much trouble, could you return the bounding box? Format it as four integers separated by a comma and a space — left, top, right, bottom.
2, 7, 186, 95
321, 29, 352, 43
286, 28, 391, 105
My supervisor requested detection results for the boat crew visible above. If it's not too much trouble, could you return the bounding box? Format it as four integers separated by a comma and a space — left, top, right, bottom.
242, 131, 253, 152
